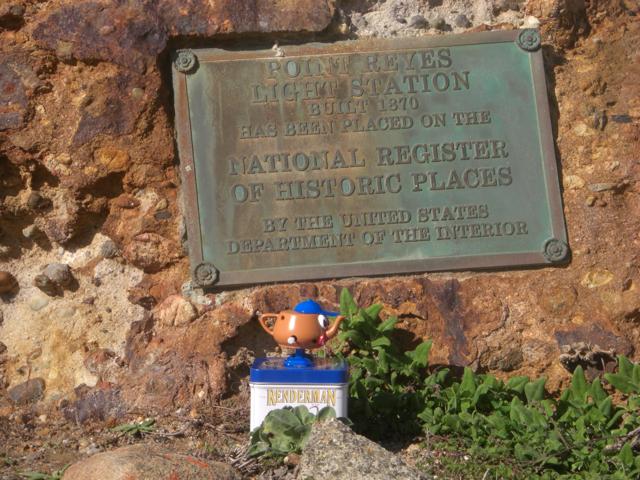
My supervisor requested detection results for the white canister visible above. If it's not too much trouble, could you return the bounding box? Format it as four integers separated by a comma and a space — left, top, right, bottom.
249, 357, 349, 431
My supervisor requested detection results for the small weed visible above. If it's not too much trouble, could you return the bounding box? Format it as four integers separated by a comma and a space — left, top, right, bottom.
112, 418, 156, 437
19, 464, 69, 480
2, 455, 17, 467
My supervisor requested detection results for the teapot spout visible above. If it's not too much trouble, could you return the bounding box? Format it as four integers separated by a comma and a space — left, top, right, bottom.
325, 315, 345, 339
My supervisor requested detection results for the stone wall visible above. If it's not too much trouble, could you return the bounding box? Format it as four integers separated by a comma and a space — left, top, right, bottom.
0, 0, 638, 419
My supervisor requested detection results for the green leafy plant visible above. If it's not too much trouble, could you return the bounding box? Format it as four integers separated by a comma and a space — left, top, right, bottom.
334, 287, 434, 438
335, 288, 640, 478
605, 355, 640, 394
112, 418, 156, 436
20, 465, 69, 480
248, 405, 337, 459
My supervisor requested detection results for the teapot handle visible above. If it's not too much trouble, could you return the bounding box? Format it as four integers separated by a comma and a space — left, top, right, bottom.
258, 313, 278, 336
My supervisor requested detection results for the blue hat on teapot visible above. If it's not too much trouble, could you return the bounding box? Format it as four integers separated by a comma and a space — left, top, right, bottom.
293, 299, 339, 316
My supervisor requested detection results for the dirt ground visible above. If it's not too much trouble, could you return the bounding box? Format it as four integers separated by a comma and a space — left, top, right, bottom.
0, 395, 255, 480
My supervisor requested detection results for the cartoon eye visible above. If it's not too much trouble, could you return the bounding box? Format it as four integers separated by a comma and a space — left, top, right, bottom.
317, 314, 329, 328
287, 335, 297, 345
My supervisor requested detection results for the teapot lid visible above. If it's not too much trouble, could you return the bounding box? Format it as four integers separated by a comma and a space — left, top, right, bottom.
293, 299, 339, 316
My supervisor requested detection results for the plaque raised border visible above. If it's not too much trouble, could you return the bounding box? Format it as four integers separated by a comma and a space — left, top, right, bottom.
173, 30, 568, 287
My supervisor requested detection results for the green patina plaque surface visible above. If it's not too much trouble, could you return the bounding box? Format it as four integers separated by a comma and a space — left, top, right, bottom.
172, 30, 568, 287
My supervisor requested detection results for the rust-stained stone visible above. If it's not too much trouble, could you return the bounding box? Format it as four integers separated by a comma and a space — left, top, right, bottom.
0, 52, 35, 131
122, 232, 180, 273
31, 0, 336, 72
0, 3, 25, 30
61, 383, 124, 424
121, 304, 252, 410
32, 2, 167, 73
8, 378, 45, 405
62, 444, 241, 480
158, 0, 336, 35
0, 271, 18, 294
555, 325, 634, 357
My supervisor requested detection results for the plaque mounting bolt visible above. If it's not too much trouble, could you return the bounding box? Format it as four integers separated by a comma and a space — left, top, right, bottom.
194, 262, 218, 287
175, 50, 198, 74
543, 238, 569, 263
517, 29, 541, 52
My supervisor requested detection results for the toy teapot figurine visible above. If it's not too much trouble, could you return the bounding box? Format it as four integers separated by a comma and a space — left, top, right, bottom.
259, 300, 344, 367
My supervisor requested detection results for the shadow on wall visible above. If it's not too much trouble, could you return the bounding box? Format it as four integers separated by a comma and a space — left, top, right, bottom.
221, 319, 276, 398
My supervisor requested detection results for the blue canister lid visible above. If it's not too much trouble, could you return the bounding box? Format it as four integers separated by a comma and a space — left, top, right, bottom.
250, 357, 349, 384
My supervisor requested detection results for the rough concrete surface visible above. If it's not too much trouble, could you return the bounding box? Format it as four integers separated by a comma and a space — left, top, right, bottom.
299, 418, 429, 479
0, 0, 639, 420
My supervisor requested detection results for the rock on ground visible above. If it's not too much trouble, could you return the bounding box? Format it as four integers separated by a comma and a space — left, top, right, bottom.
7, 378, 45, 405
62, 444, 241, 480
298, 419, 429, 480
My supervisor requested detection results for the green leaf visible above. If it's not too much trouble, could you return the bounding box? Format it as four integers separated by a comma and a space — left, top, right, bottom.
361, 357, 378, 374
570, 366, 589, 402
262, 408, 301, 437
316, 406, 336, 422
605, 409, 625, 429
460, 367, 476, 396
338, 329, 366, 349
377, 316, 398, 333
377, 350, 390, 374
364, 304, 383, 320
293, 405, 315, 425
506, 376, 529, 393
590, 378, 608, 402
619, 442, 634, 469
618, 355, 634, 378
524, 377, 546, 404
406, 341, 432, 369
371, 336, 391, 348
597, 397, 613, 418
20, 474, 50, 480
340, 288, 358, 317
633, 364, 640, 388
605, 373, 636, 394
247, 440, 270, 458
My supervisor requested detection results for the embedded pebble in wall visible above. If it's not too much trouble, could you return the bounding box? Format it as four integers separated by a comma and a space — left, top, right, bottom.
8, 378, 46, 405
432, 16, 448, 31
55, 305, 77, 319
522, 15, 540, 28
33, 263, 74, 296
0, 271, 18, 294
454, 14, 471, 28
0, 3, 25, 29
22, 224, 40, 239
408, 15, 428, 29
28, 292, 50, 311
42, 263, 73, 287
26, 191, 51, 210
100, 239, 119, 259
34, 274, 59, 297
154, 210, 171, 221
155, 198, 169, 211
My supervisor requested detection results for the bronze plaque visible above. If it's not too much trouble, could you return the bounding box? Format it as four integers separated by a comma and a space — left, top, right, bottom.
172, 30, 568, 287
